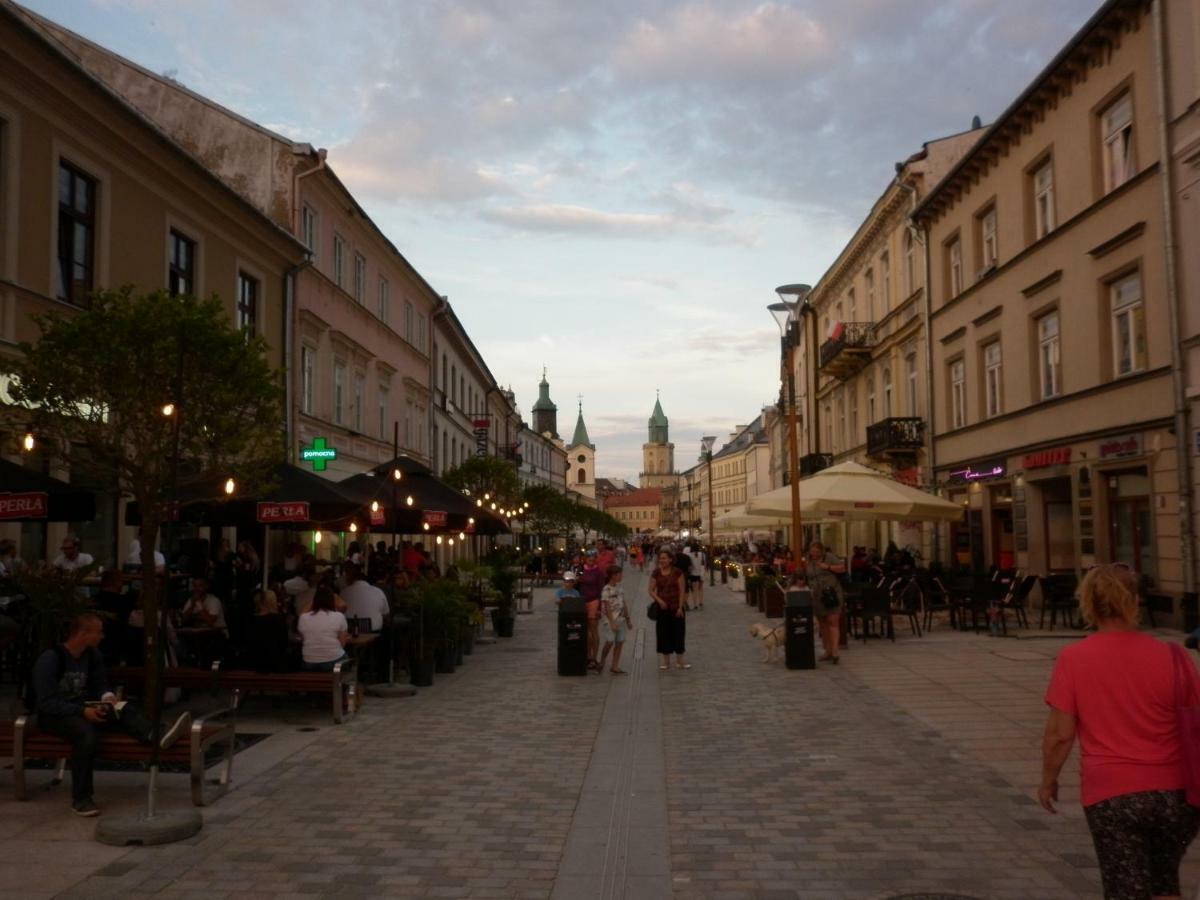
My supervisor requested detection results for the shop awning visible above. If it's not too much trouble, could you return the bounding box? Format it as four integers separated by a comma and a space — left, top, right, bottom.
0, 458, 96, 522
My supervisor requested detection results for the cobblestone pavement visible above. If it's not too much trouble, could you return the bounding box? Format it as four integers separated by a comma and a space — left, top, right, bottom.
5, 572, 1200, 898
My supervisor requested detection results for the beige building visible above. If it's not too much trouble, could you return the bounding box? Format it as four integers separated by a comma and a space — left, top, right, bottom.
0, 4, 306, 563
790, 127, 980, 558
709, 417, 772, 541
605, 488, 663, 533
916, 0, 1196, 607
23, 8, 439, 478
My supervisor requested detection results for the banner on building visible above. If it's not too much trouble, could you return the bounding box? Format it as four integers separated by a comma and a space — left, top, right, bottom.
473, 418, 490, 457
0, 492, 47, 520
256, 502, 310, 523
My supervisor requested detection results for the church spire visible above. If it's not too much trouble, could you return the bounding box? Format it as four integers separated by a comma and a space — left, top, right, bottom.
648, 391, 669, 444
531, 366, 558, 437
571, 399, 594, 450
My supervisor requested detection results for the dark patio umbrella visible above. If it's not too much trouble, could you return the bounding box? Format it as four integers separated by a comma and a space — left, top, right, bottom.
0, 458, 96, 522
352, 457, 509, 535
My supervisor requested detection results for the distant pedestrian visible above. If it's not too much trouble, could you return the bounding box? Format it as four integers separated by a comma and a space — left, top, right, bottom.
598, 566, 631, 674
1040, 563, 1200, 900
577, 552, 606, 671
803, 541, 844, 664
686, 543, 705, 609
650, 550, 688, 670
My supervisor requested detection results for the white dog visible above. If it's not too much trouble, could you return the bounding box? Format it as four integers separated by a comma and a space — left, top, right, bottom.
749, 622, 785, 662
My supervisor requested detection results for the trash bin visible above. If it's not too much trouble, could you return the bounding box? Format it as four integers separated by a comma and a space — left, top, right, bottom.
785, 588, 815, 671
558, 596, 588, 677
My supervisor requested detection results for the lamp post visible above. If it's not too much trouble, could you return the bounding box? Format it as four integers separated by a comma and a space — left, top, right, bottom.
769, 283, 811, 570
701, 435, 717, 586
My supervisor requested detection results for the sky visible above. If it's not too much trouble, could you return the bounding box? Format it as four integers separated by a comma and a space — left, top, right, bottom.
25, 0, 1101, 482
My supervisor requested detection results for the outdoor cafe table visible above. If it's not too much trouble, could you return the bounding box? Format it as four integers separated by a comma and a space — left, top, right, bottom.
176, 625, 225, 666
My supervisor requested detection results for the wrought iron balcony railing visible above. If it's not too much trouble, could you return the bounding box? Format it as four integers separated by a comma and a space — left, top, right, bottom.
866, 417, 924, 458
818, 322, 876, 379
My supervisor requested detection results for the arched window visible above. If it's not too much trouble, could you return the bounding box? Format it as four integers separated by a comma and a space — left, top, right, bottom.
577, 468, 586, 484
883, 368, 893, 418
903, 230, 915, 296
866, 374, 876, 425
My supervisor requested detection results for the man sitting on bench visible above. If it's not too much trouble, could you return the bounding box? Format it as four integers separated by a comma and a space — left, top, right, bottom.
32, 612, 192, 817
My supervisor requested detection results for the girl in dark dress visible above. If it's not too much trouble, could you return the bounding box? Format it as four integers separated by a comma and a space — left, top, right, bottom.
649, 550, 689, 670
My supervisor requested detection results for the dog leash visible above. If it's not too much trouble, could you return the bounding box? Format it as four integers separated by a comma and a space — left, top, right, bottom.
759, 625, 785, 641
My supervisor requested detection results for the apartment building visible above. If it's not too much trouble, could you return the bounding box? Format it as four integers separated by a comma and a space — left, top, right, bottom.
0, 4, 306, 563
604, 488, 663, 533
916, 0, 1195, 604
709, 417, 771, 540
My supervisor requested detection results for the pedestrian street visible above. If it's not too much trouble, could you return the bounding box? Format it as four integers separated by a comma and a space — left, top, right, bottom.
8, 571, 1198, 899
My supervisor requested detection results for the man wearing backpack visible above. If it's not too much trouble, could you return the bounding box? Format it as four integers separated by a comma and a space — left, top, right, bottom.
31, 612, 191, 816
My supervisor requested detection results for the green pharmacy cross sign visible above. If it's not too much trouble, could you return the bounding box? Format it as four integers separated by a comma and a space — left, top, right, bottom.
301, 437, 338, 472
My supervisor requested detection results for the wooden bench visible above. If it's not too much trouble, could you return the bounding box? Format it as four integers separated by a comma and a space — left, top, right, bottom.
0, 695, 238, 807
111, 661, 358, 725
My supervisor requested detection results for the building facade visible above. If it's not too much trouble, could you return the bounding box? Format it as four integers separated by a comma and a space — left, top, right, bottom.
640, 396, 680, 528
916, 0, 1193, 605
709, 417, 771, 541
566, 404, 597, 503
605, 488, 663, 533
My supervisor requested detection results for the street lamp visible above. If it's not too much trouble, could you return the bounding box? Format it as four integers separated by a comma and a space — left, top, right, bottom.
701, 435, 717, 586
770, 283, 812, 570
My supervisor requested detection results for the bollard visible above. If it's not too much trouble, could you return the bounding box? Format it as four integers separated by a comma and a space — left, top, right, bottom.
557, 596, 588, 676
785, 588, 816, 670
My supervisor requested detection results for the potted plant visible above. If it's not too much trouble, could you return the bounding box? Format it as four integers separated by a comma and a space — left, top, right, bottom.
395, 582, 436, 687
462, 603, 484, 655
489, 567, 518, 638
745, 572, 765, 609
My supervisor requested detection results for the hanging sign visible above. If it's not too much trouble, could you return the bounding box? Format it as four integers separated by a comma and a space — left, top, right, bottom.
300, 437, 338, 471
473, 418, 490, 457
0, 492, 47, 520
423, 510, 448, 528
1023, 446, 1071, 469
369, 507, 386, 526
257, 502, 310, 523
1098, 433, 1143, 460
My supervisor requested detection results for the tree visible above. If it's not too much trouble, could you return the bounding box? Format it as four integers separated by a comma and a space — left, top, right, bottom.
442, 455, 521, 507
1, 288, 283, 733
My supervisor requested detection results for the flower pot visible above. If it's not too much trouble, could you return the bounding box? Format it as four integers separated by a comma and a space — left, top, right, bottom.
496, 616, 515, 638
409, 657, 434, 687
434, 645, 456, 674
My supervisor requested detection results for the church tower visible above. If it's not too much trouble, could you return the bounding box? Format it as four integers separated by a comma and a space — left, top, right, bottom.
531, 368, 558, 438
566, 401, 596, 501
641, 393, 675, 488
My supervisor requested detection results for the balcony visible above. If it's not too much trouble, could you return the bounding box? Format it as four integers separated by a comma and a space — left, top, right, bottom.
819, 322, 876, 379
799, 453, 833, 477
866, 417, 925, 459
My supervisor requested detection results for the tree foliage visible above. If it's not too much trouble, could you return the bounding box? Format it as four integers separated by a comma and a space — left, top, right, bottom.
521, 485, 629, 542
441, 455, 521, 507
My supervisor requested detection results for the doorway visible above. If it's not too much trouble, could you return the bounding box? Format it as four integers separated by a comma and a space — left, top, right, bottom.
1108, 469, 1154, 580
1041, 477, 1076, 572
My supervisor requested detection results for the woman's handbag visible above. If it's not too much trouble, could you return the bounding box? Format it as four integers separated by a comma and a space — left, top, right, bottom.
646, 601, 660, 621
1168, 643, 1200, 805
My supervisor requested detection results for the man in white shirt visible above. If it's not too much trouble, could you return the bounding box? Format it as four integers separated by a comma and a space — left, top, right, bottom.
180, 576, 228, 635
339, 564, 389, 633
53, 536, 94, 572
125, 539, 166, 573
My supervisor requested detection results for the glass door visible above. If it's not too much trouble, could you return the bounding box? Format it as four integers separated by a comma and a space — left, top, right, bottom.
1112, 496, 1154, 580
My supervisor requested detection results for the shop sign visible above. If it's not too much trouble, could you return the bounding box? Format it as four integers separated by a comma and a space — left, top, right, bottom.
473, 418, 490, 457
0, 491, 47, 520
300, 437, 338, 472
423, 510, 448, 528
947, 458, 1007, 484
1023, 446, 1071, 469
1098, 433, 1143, 460
257, 502, 310, 523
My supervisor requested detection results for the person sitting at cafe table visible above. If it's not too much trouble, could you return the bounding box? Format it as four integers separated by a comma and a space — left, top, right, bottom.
283, 562, 314, 601
180, 576, 228, 635
125, 539, 165, 574
297, 587, 350, 671
340, 563, 389, 633
53, 536, 94, 572
246, 588, 290, 673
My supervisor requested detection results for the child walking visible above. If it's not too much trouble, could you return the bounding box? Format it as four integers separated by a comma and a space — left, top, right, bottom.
598, 566, 632, 674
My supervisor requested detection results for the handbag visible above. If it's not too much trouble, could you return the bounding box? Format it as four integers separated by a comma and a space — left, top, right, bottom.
1168, 643, 1200, 806
646, 601, 659, 621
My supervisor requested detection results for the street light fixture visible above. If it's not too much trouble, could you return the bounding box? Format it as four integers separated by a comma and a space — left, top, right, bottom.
701, 435, 717, 587
770, 283, 812, 571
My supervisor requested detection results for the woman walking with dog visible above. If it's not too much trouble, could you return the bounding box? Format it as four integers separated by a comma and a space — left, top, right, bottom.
804, 540, 845, 664
649, 549, 689, 670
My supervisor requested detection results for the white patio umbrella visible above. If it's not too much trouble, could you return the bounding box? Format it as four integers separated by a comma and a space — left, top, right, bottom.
713, 505, 790, 530
746, 460, 963, 522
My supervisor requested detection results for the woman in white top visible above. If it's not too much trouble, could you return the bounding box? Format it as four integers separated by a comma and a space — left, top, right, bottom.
297, 587, 350, 671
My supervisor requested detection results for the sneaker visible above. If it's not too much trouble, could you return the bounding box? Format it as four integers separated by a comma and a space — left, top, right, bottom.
72, 799, 99, 817
160, 712, 192, 750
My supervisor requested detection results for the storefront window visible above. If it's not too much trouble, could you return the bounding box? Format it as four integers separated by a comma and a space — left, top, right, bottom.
1108, 469, 1154, 580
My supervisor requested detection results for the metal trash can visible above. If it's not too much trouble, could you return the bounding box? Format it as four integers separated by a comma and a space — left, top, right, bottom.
558, 596, 588, 676
785, 588, 815, 671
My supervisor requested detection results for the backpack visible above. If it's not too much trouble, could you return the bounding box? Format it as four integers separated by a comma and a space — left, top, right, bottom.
20, 644, 70, 714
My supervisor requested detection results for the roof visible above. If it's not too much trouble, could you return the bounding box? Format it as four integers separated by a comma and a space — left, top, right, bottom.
712, 414, 767, 461
531, 372, 556, 412
569, 406, 594, 450
915, 0, 1134, 222
649, 396, 668, 427
604, 488, 663, 509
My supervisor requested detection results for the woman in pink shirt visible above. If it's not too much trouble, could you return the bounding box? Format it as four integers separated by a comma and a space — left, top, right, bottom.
1041, 563, 1200, 900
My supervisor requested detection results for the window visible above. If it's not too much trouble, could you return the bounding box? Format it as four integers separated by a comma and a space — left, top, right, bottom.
1037, 312, 1061, 400
441, 355, 448, 392
1111, 272, 1146, 376
57, 162, 96, 305
847, 289, 856, 322
864, 269, 874, 321
882, 368, 893, 418
301, 346, 315, 414
353, 253, 366, 303
333, 362, 345, 425
980, 207, 998, 270
903, 232, 914, 297
1033, 161, 1055, 238
302, 205, 318, 260
405, 301, 415, 344
1102, 93, 1135, 193
378, 383, 389, 439
950, 360, 966, 429
417, 313, 426, 352
880, 252, 890, 311
905, 352, 918, 415
378, 278, 390, 323
866, 375, 876, 425
353, 374, 364, 432
237, 272, 258, 335
948, 237, 963, 298
848, 389, 858, 444
333, 235, 345, 288
577, 468, 586, 484
450, 365, 458, 405
168, 229, 195, 296
837, 395, 846, 450
983, 341, 1002, 418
